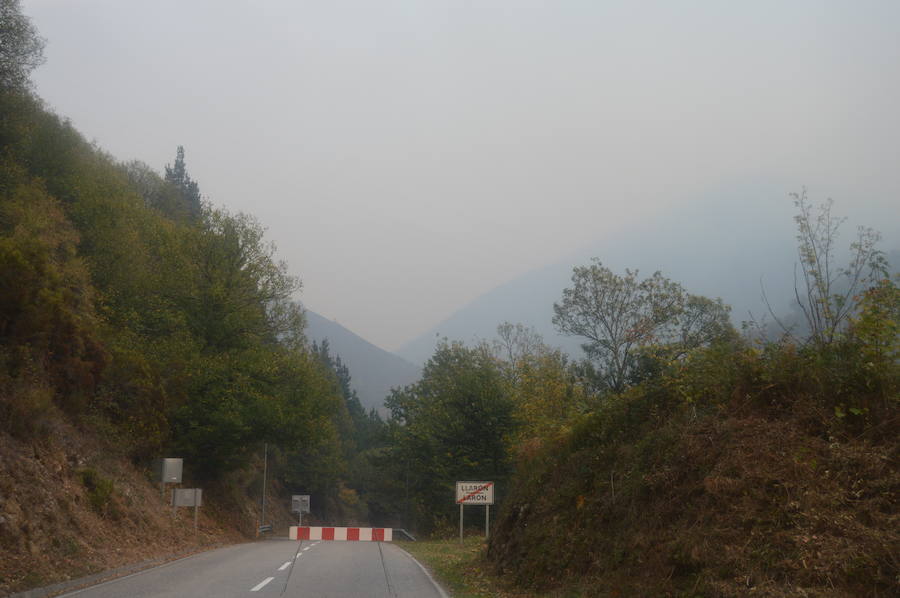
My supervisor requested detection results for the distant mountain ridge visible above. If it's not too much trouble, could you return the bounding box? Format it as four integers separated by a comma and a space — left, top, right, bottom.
304, 309, 421, 412
398, 182, 898, 365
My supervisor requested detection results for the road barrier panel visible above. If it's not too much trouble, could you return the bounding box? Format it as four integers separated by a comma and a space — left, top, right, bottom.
289, 526, 392, 541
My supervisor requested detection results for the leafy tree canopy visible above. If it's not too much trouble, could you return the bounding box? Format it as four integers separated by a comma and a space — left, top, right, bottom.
0, 0, 45, 91
553, 260, 733, 393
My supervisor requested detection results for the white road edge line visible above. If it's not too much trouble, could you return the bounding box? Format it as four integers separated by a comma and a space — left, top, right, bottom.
278, 561, 291, 571
395, 546, 451, 598
251, 577, 275, 592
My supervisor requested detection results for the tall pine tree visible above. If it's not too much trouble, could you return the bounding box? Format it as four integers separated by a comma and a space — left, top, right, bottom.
164, 146, 202, 219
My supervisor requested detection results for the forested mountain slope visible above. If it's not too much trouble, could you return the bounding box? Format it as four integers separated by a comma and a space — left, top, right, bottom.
3, 4, 897, 597
304, 310, 420, 412
0, 7, 383, 591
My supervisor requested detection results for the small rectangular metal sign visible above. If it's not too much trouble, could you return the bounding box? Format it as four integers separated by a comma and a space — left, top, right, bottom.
156, 458, 183, 484
291, 495, 310, 514
456, 481, 494, 505
172, 488, 202, 507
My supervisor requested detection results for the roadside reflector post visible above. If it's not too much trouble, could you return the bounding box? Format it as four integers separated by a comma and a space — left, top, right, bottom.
260, 443, 268, 532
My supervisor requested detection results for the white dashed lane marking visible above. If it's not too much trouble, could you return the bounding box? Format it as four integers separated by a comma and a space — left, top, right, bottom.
278, 561, 291, 571
250, 577, 274, 592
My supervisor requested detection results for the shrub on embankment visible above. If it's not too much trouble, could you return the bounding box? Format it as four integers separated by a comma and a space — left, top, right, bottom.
487, 334, 899, 597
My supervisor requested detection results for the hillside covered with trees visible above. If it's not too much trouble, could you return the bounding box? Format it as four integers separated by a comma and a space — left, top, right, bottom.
2, 2, 897, 596
1, 3, 389, 591
479, 199, 897, 596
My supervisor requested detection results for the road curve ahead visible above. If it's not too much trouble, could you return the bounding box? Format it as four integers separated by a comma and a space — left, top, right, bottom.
58, 539, 447, 598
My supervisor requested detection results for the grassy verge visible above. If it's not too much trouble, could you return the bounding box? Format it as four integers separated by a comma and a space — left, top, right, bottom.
397, 535, 541, 598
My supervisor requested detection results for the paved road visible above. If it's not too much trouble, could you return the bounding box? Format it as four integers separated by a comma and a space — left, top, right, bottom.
58, 539, 447, 598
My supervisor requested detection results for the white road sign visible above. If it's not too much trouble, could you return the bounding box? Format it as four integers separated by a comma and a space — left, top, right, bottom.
456, 481, 494, 505
292, 495, 310, 514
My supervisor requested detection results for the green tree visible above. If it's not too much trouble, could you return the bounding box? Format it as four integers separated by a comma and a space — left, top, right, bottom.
0, 179, 105, 428
123, 160, 195, 222
553, 260, 732, 393
778, 190, 887, 346
844, 275, 900, 405
312, 340, 387, 452
490, 323, 589, 442
493, 321, 545, 383
386, 341, 515, 533
186, 208, 303, 352
0, 0, 45, 91
164, 146, 202, 220
511, 348, 588, 443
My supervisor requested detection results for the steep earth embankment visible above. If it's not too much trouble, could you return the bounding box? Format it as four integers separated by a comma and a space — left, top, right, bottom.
0, 419, 255, 596
488, 393, 898, 597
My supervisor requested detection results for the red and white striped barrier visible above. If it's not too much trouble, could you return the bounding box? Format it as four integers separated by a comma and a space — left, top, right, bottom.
289, 526, 393, 542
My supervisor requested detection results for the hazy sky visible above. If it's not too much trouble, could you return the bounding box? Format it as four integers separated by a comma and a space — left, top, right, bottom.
23, 1, 900, 351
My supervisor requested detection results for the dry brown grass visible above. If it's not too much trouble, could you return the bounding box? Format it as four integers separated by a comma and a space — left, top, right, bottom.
487, 392, 899, 597
0, 419, 246, 595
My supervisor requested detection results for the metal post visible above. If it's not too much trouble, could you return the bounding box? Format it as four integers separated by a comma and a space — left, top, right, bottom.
459, 503, 464, 545
193, 488, 199, 531
405, 460, 410, 531
485, 505, 490, 540
172, 489, 176, 519
261, 443, 268, 528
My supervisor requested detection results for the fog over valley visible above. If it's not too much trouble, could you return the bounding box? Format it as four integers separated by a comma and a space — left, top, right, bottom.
23, 0, 900, 354
4, 2, 900, 596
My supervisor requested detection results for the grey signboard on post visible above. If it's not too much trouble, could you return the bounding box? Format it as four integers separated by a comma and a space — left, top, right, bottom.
291, 495, 310, 514
173, 488, 202, 507
156, 458, 183, 484
171, 488, 202, 530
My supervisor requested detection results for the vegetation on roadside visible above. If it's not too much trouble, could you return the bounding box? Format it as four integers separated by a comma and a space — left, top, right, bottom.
483, 199, 897, 595
2, 2, 897, 596
399, 536, 537, 598
77, 468, 116, 516
0, 0, 378, 527
392, 194, 896, 596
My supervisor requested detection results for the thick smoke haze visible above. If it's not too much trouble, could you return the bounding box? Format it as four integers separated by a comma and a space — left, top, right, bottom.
23, 0, 900, 351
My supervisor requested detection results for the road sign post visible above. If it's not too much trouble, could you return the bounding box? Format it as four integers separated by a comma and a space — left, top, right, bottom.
172, 488, 202, 529
155, 458, 183, 502
455, 481, 494, 544
260, 443, 268, 534
291, 495, 310, 526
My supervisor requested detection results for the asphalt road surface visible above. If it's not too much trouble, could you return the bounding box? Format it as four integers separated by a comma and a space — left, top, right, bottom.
58, 539, 448, 598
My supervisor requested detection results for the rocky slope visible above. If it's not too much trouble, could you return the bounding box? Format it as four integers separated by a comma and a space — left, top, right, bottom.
0, 419, 251, 596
